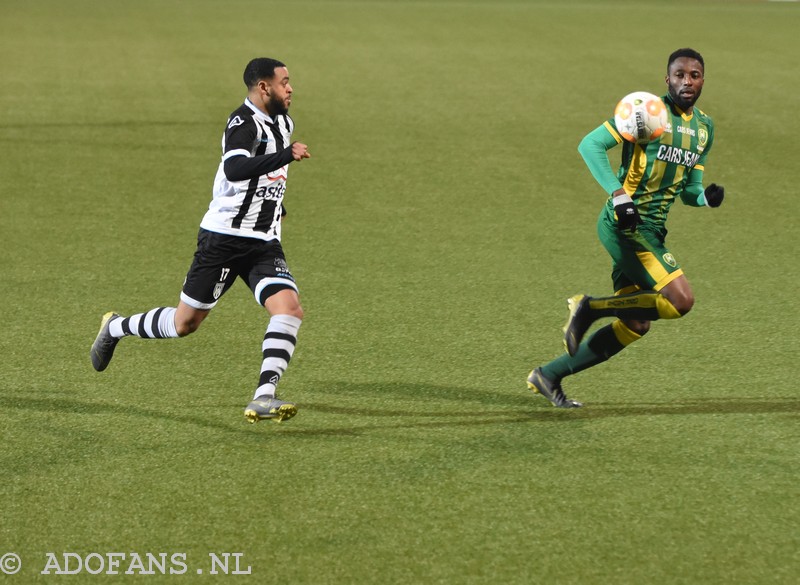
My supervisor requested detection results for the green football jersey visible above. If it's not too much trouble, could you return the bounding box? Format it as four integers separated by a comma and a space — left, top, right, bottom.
584, 94, 715, 227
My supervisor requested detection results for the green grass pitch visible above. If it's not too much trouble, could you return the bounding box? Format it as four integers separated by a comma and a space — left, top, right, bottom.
1, 1, 798, 583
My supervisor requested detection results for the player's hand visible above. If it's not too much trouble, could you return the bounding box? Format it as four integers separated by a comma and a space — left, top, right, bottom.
291, 142, 311, 161
704, 183, 725, 208
612, 193, 641, 231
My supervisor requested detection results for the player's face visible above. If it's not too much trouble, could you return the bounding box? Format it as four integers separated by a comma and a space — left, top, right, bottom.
666, 57, 704, 112
265, 67, 293, 116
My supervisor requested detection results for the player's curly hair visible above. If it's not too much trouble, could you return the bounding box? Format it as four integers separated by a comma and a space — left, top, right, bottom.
243, 58, 286, 89
667, 48, 704, 72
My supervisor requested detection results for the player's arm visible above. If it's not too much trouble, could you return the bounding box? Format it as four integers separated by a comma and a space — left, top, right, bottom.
578, 123, 641, 230
577, 123, 624, 195
224, 150, 295, 181
681, 120, 723, 207
681, 167, 724, 208
680, 167, 706, 206
222, 119, 310, 182
681, 169, 724, 208
681, 126, 723, 208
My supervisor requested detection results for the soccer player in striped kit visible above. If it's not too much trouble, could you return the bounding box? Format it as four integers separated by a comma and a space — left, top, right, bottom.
91, 58, 311, 423
527, 48, 726, 408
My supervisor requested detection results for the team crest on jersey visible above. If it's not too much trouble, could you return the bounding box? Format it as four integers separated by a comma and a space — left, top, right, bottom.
698, 128, 708, 147
662, 253, 677, 268
228, 116, 244, 129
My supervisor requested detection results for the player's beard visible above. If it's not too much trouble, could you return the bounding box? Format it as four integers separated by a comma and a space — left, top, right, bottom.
267, 94, 289, 116
669, 85, 702, 112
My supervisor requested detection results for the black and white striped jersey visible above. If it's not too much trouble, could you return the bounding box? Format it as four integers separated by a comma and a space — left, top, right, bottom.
200, 98, 295, 242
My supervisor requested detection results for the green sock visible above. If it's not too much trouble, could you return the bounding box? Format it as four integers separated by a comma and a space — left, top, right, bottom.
541, 321, 641, 381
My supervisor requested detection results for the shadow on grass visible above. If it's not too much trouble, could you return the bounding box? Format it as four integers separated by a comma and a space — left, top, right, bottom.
0, 120, 201, 129
295, 394, 800, 435
573, 398, 800, 418
289, 380, 800, 435
300, 380, 800, 417
3, 382, 797, 440
0, 394, 256, 435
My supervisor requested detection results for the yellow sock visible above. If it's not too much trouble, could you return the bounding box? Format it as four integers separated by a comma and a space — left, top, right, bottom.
588, 291, 681, 321
611, 319, 643, 346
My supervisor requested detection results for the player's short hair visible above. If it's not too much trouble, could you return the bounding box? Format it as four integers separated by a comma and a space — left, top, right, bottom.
667, 48, 704, 73
243, 58, 286, 89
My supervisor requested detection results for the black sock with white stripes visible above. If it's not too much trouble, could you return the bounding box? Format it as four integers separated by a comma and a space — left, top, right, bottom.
108, 307, 179, 339
253, 314, 301, 399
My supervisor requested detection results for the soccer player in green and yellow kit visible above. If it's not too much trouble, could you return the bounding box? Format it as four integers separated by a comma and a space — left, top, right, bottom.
527, 48, 726, 408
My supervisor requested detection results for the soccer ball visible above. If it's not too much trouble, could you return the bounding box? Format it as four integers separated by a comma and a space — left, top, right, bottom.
614, 91, 668, 144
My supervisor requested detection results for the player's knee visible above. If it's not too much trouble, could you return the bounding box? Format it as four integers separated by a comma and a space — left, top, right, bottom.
285, 303, 304, 321
660, 279, 695, 317
263, 288, 304, 320
670, 291, 695, 316
175, 316, 203, 337
265, 302, 303, 321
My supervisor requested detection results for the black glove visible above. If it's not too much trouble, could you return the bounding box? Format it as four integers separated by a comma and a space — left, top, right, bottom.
704, 183, 725, 208
613, 194, 642, 231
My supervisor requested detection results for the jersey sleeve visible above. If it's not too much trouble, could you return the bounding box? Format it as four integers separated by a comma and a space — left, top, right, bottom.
222, 116, 294, 182
681, 114, 715, 206
694, 113, 715, 171
680, 167, 706, 206
224, 150, 294, 182
222, 116, 258, 161
577, 122, 625, 195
